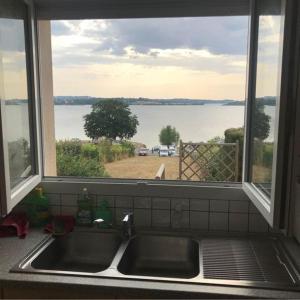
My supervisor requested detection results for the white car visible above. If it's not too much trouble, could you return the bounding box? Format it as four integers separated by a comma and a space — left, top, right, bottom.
159, 149, 169, 157
168, 147, 176, 156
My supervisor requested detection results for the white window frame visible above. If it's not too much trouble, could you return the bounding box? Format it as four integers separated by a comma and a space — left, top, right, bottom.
37, 0, 291, 229
0, 0, 294, 229
0, 0, 42, 215
242, 0, 289, 228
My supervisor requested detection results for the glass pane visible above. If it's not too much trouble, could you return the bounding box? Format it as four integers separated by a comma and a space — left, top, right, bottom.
0, 4, 34, 188
47, 16, 248, 182
250, 0, 283, 197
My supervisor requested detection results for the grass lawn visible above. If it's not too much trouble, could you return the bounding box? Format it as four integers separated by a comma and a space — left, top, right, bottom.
104, 155, 179, 180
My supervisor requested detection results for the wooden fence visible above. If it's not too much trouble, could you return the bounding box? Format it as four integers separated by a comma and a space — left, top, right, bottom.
179, 141, 239, 182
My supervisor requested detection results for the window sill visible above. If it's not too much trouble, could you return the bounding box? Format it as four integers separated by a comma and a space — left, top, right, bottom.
41, 177, 248, 201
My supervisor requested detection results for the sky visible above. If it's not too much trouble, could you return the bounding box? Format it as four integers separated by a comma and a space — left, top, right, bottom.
0, 15, 281, 101
51, 17, 249, 100
0, 19, 28, 100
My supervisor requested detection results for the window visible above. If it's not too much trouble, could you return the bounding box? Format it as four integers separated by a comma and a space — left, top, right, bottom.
44, 16, 248, 182
0, 0, 41, 214
243, 0, 286, 226
0, 0, 294, 229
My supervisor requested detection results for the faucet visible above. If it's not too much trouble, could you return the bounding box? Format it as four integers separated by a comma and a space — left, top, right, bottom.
122, 212, 135, 239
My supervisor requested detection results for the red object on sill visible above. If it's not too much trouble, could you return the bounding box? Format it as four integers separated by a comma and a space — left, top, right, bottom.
0, 213, 29, 239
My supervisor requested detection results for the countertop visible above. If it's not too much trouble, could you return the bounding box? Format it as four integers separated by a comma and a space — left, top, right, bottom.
1, 229, 300, 299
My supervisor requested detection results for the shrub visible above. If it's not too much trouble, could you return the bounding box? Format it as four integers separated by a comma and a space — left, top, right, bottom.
56, 139, 81, 156
224, 127, 244, 181
81, 143, 99, 160
120, 141, 135, 157
98, 140, 135, 163
98, 140, 114, 163
262, 143, 273, 167
224, 127, 244, 145
56, 140, 108, 177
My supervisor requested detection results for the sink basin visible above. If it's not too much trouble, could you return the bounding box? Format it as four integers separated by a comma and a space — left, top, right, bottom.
118, 235, 199, 279
31, 232, 122, 273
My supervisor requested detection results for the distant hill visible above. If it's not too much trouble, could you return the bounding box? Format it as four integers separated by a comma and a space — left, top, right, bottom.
223, 96, 276, 106
4, 96, 276, 106
53, 96, 276, 106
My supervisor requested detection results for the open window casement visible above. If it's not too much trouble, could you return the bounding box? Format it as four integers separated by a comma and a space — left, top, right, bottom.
243, 0, 289, 228
0, 0, 42, 216
0, 0, 292, 228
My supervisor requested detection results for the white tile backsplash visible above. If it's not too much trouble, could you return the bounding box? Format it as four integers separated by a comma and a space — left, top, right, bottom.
190, 211, 209, 230
34, 191, 268, 233
152, 210, 170, 228
209, 212, 228, 231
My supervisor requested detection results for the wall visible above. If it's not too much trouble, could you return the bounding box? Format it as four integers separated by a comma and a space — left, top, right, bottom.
15, 184, 270, 233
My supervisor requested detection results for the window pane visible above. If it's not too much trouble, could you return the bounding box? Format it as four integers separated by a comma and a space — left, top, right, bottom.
250, 1, 283, 197
0, 10, 34, 188
46, 16, 248, 182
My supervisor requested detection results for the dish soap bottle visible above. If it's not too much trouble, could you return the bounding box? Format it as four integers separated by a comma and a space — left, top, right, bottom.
76, 188, 93, 226
25, 187, 50, 227
94, 198, 112, 228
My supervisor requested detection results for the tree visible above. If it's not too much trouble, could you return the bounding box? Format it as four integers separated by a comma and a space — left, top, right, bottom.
84, 100, 139, 142
253, 102, 270, 140
159, 125, 180, 147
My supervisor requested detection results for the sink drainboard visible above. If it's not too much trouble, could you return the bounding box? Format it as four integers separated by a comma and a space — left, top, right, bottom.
202, 238, 294, 284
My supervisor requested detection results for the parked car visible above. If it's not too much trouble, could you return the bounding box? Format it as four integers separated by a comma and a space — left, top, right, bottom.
159, 146, 169, 157
168, 146, 176, 156
159, 149, 169, 157
138, 148, 148, 156
152, 146, 160, 152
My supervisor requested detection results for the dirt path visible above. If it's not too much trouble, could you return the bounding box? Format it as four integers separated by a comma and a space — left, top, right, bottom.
104, 156, 179, 180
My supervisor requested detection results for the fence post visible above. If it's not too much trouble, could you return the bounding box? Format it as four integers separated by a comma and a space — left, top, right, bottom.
155, 164, 165, 180
235, 140, 239, 181
179, 140, 182, 179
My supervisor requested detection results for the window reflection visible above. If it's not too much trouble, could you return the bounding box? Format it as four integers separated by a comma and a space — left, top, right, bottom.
0, 14, 33, 188
250, 1, 283, 197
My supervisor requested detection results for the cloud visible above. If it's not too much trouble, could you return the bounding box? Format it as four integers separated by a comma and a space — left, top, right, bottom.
0, 19, 26, 52
50, 17, 249, 99
51, 21, 73, 36
87, 17, 248, 56
51, 17, 248, 74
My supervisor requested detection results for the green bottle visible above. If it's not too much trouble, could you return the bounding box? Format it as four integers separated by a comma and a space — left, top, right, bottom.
94, 198, 112, 228
25, 187, 50, 227
76, 188, 93, 226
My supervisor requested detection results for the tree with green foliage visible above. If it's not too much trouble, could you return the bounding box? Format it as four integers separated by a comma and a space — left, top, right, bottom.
84, 99, 139, 142
253, 102, 270, 140
159, 125, 180, 147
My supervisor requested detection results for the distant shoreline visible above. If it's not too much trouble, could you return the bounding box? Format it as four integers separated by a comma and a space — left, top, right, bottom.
54, 96, 276, 106
54, 103, 243, 106
5, 96, 276, 106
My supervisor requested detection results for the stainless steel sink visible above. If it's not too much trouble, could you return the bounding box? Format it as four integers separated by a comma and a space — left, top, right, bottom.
16, 231, 122, 274
117, 235, 199, 278
11, 230, 297, 290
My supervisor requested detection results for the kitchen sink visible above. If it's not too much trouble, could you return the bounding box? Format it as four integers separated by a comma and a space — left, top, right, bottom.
11, 230, 297, 290
117, 235, 199, 278
30, 231, 122, 273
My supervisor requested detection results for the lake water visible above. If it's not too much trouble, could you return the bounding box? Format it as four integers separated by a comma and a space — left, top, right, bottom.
54, 105, 276, 148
